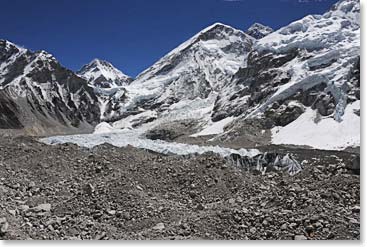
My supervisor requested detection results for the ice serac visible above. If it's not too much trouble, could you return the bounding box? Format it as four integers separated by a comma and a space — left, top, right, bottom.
0, 40, 100, 135
213, 0, 360, 150
77, 59, 132, 88
105, 22, 254, 126
245, 23, 273, 39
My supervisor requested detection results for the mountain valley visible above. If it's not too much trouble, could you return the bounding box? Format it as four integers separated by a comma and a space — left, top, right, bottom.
0, 0, 360, 240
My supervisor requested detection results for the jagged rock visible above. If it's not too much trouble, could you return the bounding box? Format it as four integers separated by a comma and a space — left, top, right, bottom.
94, 232, 107, 240
145, 129, 180, 141
351, 205, 360, 213
107, 210, 116, 216
8, 209, 16, 216
349, 155, 360, 175
83, 184, 95, 195
18, 205, 30, 212
33, 203, 51, 212
280, 223, 287, 230
246, 23, 273, 39
305, 225, 314, 234
28, 181, 36, 188
0, 217, 9, 235
152, 223, 165, 231
294, 235, 307, 240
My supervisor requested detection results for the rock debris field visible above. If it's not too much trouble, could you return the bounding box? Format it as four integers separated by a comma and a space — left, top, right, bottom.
0, 136, 360, 240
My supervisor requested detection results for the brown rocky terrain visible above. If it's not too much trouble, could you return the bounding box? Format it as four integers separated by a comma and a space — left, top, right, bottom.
0, 136, 360, 240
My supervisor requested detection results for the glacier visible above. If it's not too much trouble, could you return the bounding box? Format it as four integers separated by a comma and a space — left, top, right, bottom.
40, 129, 260, 158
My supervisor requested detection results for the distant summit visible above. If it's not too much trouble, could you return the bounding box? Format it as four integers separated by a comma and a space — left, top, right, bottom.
245, 23, 273, 39
78, 59, 132, 88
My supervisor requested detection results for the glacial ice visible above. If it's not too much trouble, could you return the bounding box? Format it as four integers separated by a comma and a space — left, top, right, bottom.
40, 130, 261, 158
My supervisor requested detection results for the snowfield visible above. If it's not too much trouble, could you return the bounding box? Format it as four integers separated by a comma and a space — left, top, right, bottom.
191, 117, 235, 137
271, 100, 360, 150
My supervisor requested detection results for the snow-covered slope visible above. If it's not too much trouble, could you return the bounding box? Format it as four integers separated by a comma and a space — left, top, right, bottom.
0, 40, 100, 135
103, 22, 254, 127
134, 23, 253, 85
271, 100, 360, 150
214, 0, 360, 150
245, 23, 273, 39
77, 59, 132, 88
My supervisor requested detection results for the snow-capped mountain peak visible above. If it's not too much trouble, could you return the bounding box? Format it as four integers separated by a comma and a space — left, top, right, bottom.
245, 23, 273, 39
78, 58, 132, 88
104, 22, 255, 123
0, 39, 100, 134
0, 39, 26, 55
134, 22, 254, 83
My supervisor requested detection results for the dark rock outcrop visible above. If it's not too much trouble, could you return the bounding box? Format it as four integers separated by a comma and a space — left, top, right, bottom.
0, 40, 100, 135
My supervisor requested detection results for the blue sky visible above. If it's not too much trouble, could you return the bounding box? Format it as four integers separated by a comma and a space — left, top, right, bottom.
0, 0, 338, 77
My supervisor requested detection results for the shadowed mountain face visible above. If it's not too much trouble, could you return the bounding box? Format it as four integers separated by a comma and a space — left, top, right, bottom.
0, 40, 100, 135
0, 90, 23, 129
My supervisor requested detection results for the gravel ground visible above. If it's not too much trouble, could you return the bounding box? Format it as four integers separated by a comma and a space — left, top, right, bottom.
0, 136, 360, 240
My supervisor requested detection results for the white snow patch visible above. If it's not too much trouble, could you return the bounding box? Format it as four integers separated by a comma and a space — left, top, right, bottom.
271, 101, 360, 150
94, 122, 116, 134
191, 117, 234, 137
